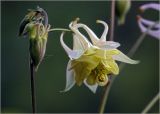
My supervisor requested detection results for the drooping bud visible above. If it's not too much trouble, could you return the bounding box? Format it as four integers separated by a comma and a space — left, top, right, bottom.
19, 7, 50, 71
115, 0, 131, 25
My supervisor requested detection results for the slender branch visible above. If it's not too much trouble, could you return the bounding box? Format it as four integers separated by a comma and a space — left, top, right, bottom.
118, 30, 148, 71
141, 92, 160, 114
127, 22, 159, 58
49, 28, 71, 32
119, 21, 159, 71
99, 20, 159, 114
30, 58, 36, 113
98, 31, 146, 113
109, 0, 115, 41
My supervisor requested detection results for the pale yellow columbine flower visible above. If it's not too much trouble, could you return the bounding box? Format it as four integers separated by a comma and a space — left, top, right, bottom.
60, 19, 139, 93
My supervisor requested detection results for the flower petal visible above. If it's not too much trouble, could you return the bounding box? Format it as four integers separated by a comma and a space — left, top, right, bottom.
60, 32, 73, 55
140, 16, 160, 29
73, 33, 85, 51
137, 16, 147, 33
140, 3, 160, 11
74, 23, 99, 45
84, 80, 98, 93
137, 17, 160, 39
69, 22, 92, 49
60, 32, 83, 59
69, 50, 84, 59
105, 41, 120, 48
106, 49, 120, 56
107, 61, 119, 75
60, 60, 75, 92
71, 21, 121, 49
147, 29, 160, 39
86, 73, 96, 85
71, 50, 101, 86
96, 20, 109, 41
97, 41, 120, 50
112, 50, 139, 64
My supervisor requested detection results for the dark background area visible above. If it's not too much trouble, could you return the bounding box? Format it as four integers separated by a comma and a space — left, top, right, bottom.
2, 1, 159, 113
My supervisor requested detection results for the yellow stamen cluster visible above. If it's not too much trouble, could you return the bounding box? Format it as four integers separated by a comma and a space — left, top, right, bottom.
87, 62, 109, 86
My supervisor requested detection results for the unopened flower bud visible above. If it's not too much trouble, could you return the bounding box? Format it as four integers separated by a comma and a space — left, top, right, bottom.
28, 22, 50, 71
19, 7, 50, 71
115, 0, 131, 25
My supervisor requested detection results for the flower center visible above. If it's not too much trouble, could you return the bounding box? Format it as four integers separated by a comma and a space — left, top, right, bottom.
97, 74, 106, 82
91, 62, 108, 86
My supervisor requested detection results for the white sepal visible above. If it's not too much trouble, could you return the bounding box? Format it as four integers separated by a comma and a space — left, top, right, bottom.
113, 50, 140, 64
97, 41, 120, 50
74, 23, 99, 45
96, 20, 109, 42
69, 50, 83, 60
84, 80, 98, 94
69, 22, 92, 49
60, 60, 75, 92
60, 32, 83, 59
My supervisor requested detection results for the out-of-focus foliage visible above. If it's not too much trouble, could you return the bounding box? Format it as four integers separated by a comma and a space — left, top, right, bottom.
1, 1, 159, 113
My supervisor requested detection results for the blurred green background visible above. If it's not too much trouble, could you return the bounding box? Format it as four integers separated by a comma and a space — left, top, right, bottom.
2, 1, 159, 113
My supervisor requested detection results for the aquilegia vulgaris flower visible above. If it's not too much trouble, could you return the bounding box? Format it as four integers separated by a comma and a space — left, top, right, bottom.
137, 3, 160, 39
60, 19, 139, 93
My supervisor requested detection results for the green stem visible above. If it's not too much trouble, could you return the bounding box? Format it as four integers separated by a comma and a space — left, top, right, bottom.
141, 92, 160, 114
30, 58, 36, 113
49, 28, 71, 32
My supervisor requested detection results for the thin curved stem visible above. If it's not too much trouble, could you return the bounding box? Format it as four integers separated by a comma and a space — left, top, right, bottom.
109, 0, 115, 41
141, 92, 160, 114
49, 28, 71, 32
